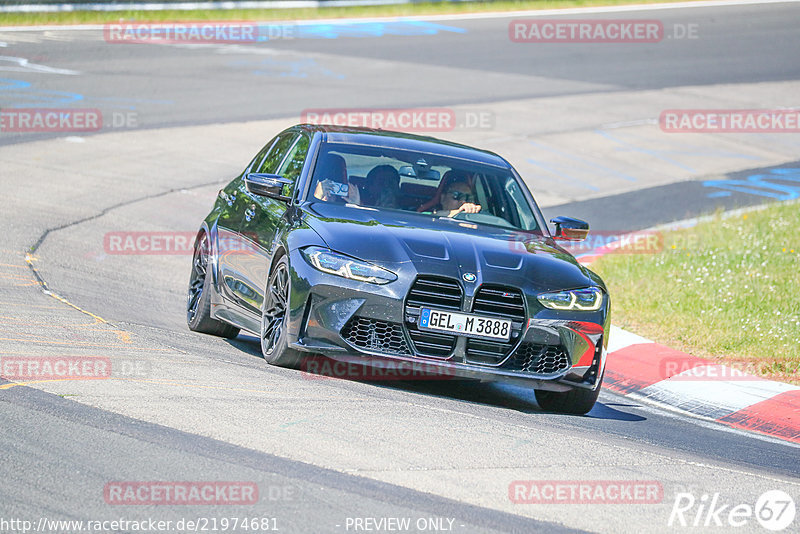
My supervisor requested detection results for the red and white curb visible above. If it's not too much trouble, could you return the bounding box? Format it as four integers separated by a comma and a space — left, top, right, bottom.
576, 206, 800, 445
604, 326, 800, 444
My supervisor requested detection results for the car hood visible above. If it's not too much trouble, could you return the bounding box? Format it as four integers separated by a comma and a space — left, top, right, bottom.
303, 203, 598, 293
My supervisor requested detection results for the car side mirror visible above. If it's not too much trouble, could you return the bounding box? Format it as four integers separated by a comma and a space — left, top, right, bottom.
245, 173, 293, 203
550, 216, 589, 241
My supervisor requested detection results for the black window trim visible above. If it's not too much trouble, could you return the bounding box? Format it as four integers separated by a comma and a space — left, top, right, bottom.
275, 132, 309, 177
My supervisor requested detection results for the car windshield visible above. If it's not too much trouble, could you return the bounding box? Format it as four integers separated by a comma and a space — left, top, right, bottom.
308, 142, 541, 231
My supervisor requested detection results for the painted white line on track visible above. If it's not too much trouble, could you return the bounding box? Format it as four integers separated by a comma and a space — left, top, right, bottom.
641, 377, 800, 417
0, 55, 80, 75
1, 0, 798, 31
607, 325, 654, 353
602, 388, 800, 449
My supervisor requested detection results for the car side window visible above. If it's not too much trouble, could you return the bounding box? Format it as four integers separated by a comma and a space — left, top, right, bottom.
246, 136, 279, 174
503, 176, 538, 231
256, 133, 297, 174
276, 134, 310, 182
473, 174, 490, 211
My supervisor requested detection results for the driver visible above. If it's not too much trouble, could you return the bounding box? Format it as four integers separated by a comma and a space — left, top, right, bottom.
432, 181, 481, 218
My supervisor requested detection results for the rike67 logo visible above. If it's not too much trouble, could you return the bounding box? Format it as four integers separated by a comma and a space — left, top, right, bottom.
669, 490, 796, 531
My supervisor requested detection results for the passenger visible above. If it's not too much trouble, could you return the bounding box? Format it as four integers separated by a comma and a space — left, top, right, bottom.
313, 153, 361, 204
362, 165, 400, 209
431, 181, 482, 218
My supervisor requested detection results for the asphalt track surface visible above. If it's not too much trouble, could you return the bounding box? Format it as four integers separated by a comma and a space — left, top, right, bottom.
1, 2, 800, 533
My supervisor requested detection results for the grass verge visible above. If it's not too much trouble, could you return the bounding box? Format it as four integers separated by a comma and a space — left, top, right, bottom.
592, 201, 800, 384
1, 0, 700, 26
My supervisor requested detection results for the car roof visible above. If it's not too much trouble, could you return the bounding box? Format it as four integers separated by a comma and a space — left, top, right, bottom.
292, 123, 510, 168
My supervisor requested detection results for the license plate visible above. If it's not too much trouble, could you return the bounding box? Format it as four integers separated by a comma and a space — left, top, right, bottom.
418, 308, 511, 341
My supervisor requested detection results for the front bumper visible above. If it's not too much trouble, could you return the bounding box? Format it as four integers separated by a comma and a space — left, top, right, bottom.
286, 249, 608, 393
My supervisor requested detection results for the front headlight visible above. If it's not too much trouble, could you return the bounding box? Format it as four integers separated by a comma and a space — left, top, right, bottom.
538, 287, 603, 311
301, 246, 397, 285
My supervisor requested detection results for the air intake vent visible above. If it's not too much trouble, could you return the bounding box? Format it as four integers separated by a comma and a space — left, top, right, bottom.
507, 344, 571, 375
342, 317, 411, 355
406, 277, 462, 311
405, 276, 462, 358
465, 285, 525, 365
471, 286, 525, 319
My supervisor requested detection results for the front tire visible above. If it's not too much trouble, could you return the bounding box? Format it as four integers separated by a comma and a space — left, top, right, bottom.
260, 255, 303, 368
535, 373, 603, 415
187, 232, 240, 339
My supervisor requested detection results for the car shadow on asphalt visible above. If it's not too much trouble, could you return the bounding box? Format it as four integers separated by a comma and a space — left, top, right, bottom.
226, 335, 645, 422
583, 402, 647, 421
225, 334, 264, 358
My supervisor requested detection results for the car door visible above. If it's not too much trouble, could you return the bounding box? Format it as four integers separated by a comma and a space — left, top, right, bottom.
233, 131, 309, 314
215, 137, 279, 303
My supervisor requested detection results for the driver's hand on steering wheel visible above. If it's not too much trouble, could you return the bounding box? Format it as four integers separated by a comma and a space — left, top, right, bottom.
448, 202, 481, 218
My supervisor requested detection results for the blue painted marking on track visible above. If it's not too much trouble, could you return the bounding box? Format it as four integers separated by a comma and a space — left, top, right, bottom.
525, 158, 600, 192
91, 96, 174, 111
0, 78, 84, 107
703, 168, 800, 200
285, 20, 467, 40
230, 58, 345, 79
595, 130, 764, 173
528, 140, 638, 183
0, 78, 173, 111
119, 21, 466, 42
595, 129, 696, 172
